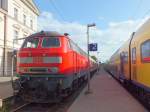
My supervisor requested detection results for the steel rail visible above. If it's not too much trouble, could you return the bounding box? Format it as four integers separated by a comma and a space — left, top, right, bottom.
10, 103, 31, 112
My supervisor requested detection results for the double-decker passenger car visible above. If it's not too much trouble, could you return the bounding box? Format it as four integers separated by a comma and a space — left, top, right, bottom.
107, 18, 150, 104
14, 31, 97, 103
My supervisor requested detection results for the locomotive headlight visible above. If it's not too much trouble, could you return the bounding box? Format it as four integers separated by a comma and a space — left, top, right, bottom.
47, 67, 59, 73
19, 67, 29, 73
19, 67, 24, 72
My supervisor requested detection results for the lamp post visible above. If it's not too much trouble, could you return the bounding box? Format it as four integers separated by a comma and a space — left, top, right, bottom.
85, 23, 96, 94
97, 52, 100, 71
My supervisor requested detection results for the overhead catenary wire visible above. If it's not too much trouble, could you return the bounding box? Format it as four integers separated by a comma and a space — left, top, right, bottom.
134, 1, 150, 30
129, 0, 150, 32
141, 8, 150, 19
131, 0, 143, 19
48, 0, 65, 21
137, 0, 150, 19
126, 0, 143, 34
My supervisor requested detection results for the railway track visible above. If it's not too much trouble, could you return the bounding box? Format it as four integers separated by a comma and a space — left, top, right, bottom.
9, 75, 91, 112
10, 103, 31, 112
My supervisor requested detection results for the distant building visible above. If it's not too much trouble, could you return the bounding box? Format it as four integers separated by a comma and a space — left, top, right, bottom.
0, 0, 40, 76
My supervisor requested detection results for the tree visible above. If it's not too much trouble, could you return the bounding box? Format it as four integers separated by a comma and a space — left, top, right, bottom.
91, 55, 97, 62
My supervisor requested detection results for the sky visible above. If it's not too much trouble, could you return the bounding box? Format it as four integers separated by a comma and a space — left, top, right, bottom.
34, 0, 150, 62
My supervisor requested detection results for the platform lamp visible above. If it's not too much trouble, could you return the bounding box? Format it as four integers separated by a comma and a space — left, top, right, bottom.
85, 23, 96, 94
97, 51, 100, 71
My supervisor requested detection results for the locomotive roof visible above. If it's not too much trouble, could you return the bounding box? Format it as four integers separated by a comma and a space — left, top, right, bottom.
27, 31, 64, 38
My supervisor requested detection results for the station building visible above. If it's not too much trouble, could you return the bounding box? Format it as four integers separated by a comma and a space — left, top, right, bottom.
0, 0, 39, 76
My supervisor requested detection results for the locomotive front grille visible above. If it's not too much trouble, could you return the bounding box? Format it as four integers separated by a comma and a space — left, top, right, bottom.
30, 68, 47, 72
19, 67, 59, 74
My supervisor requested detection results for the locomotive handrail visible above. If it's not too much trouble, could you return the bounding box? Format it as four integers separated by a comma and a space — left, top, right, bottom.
11, 37, 26, 94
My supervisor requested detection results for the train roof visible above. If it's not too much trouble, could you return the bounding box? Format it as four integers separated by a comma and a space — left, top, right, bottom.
109, 18, 150, 63
27, 31, 64, 38
109, 39, 130, 61
133, 18, 150, 40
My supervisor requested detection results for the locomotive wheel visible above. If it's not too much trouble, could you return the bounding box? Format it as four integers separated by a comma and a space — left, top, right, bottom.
72, 79, 79, 91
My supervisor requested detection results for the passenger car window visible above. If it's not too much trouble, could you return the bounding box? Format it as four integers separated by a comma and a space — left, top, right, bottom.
132, 48, 136, 64
120, 52, 128, 63
141, 40, 150, 62
42, 37, 60, 48
22, 38, 39, 48
124, 52, 128, 63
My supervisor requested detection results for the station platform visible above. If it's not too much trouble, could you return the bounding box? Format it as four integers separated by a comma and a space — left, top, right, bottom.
0, 77, 15, 107
0, 77, 12, 83
68, 69, 147, 112
0, 77, 18, 83
0, 81, 13, 100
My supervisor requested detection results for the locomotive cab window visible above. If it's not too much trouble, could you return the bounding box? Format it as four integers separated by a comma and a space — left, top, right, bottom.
22, 38, 39, 48
141, 40, 150, 62
42, 37, 60, 48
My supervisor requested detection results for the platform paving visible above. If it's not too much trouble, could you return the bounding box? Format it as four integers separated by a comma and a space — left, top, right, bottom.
68, 69, 148, 112
0, 81, 13, 100
0, 77, 16, 107
0, 77, 17, 103
0, 77, 18, 83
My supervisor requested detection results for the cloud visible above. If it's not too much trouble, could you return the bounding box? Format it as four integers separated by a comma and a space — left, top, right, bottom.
38, 11, 149, 62
98, 16, 105, 21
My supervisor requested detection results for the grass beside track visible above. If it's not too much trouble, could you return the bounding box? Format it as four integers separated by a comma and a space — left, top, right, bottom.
0, 98, 12, 112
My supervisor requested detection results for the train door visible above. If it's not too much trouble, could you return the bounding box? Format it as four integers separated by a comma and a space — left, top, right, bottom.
120, 52, 125, 80
131, 47, 137, 80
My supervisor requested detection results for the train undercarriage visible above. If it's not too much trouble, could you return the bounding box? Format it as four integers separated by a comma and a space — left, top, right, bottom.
106, 69, 150, 109
13, 70, 97, 103
123, 80, 150, 108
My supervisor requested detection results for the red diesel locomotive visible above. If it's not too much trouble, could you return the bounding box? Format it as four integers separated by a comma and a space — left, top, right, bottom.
14, 31, 97, 103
